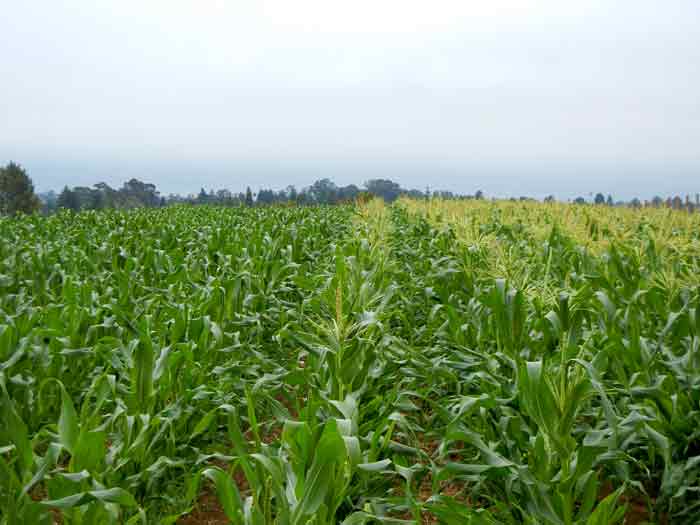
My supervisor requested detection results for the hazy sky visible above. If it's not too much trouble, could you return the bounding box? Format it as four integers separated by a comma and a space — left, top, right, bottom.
1, 1, 699, 199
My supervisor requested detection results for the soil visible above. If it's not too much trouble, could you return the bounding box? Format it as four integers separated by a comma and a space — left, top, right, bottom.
177, 492, 229, 525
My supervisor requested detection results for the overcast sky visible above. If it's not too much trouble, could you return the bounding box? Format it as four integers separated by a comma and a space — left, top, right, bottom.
1, 1, 699, 199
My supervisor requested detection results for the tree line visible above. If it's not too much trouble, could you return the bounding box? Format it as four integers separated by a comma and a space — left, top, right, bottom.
1, 161, 698, 216
566, 192, 700, 211
10, 163, 484, 214
172, 178, 470, 208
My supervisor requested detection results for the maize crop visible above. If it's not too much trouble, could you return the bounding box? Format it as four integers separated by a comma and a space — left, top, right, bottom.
1, 199, 699, 524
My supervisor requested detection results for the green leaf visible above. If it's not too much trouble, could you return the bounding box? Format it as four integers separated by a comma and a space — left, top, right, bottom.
358, 459, 392, 471
203, 467, 244, 524
190, 407, 218, 441
0, 384, 33, 473
40, 487, 137, 509
293, 419, 346, 521
132, 318, 155, 413
56, 382, 80, 456
72, 430, 106, 473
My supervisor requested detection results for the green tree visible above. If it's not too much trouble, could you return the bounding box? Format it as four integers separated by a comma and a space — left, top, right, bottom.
257, 188, 275, 205
39, 190, 58, 213
286, 185, 298, 203
94, 182, 119, 208
72, 186, 100, 209
338, 184, 360, 201
197, 187, 208, 204
120, 178, 160, 207
245, 186, 254, 207
594, 193, 605, 205
0, 162, 41, 215
57, 186, 80, 210
364, 179, 402, 202
91, 189, 105, 209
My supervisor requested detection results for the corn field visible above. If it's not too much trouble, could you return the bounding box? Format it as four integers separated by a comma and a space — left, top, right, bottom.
1, 199, 700, 524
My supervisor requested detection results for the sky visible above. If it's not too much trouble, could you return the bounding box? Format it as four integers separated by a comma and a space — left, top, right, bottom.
1, 0, 699, 200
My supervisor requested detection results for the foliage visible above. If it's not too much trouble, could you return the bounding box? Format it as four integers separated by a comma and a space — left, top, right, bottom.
56, 179, 161, 211
1, 199, 699, 524
0, 162, 41, 216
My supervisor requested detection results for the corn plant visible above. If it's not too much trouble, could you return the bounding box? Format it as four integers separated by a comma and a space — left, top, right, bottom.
2, 198, 700, 524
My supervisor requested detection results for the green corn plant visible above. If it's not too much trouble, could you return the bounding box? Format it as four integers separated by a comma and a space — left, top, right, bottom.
3, 196, 700, 524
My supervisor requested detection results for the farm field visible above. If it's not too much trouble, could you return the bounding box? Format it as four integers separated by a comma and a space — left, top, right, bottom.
1, 199, 700, 524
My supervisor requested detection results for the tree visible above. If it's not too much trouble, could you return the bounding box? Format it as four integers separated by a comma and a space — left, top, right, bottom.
91, 189, 105, 209
474, 190, 484, 200
245, 187, 254, 207
606, 195, 614, 206
405, 189, 424, 199
337, 184, 360, 202
57, 186, 80, 210
573, 197, 586, 204
94, 182, 119, 208
121, 178, 160, 207
285, 185, 298, 203
308, 179, 338, 204
0, 162, 41, 215
38, 190, 58, 214
544, 195, 555, 203
594, 193, 605, 205
257, 188, 275, 205
70, 186, 97, 210
197, 188, 208, 204
364, 179, 402, 202
216, 189, 233, 205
